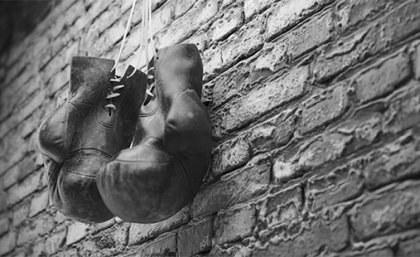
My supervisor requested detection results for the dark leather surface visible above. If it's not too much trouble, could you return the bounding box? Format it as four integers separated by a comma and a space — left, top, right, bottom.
38, 56, 147, 223
98, 44, 212, 223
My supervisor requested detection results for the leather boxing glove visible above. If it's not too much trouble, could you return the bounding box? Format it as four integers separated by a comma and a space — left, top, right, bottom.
98, 44, 212, 223
38, 56, 147, 223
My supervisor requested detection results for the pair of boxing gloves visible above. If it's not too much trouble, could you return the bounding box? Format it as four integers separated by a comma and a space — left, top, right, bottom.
37, 44, 212, 223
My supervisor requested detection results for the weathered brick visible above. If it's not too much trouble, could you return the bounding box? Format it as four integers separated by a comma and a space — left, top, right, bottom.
129, 206, 189, 245
178, 217, 213, 256
209, 5, 244, 42
0, 188, 5, 213
66, 222, 89, 246
209, 55, 258, 108
215, 205, 256, 245
3, 165, 20, 189
12, 203, 29, 227
314, 0, 420, 82
275, 10, 333, 60
45, 229, 67, 255
272, 159, 297, 183
306, 164, 364, 212
7, 171, 42, 207
350, 181, 420, 240
397, 236, 420, 257
336, 107, 383, 153
212, 66, 308, 138
209, 244, 252, 257
260, 184, 303, 228
79, 225, 128, 257
53, 248, 79, 257
363, 132, 420, 190
297, 132, 353, 170
17, 215, 55, 245
272, 131, 352, 183
0, 231, 17, 256
141, 233, 176, 257
349, 248, 394, 257
192, 158, 270, 218
151, 1, 175, 33
265, 0, 332, 40
28, 239, 48, 257
384, 80, 420, 134
254, 216, 349, 257
174, 0, 196, 18
353, 51, 411, 103
212, 136, 251, 177
298, 83, 349, 135
412, 41, 420, 80
29, 190, 49, 217
253, 43, 287, 75
0, 216, 9, 237
335, 0, 395, 32
244, 0, 276, 20
204, 15, 264, 79
247, 109, 295, 154
156, 0, 219, 47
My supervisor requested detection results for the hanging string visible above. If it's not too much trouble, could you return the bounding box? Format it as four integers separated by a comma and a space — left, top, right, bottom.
111, 0, 137, 73
128, 0, 155, 77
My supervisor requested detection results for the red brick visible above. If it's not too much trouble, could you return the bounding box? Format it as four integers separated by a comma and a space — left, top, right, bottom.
178, 217, 213, 256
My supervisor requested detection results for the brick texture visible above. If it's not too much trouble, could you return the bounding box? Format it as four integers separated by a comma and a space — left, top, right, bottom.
1, 0, 420, 256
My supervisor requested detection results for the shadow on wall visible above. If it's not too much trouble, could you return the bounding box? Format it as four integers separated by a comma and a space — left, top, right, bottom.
0, 0, 55, 57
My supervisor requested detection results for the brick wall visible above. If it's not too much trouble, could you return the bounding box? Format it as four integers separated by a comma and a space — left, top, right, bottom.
1, 0, 420, 256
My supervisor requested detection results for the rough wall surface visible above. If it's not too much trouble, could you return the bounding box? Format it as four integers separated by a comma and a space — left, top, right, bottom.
1, 0, 420, 256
